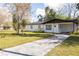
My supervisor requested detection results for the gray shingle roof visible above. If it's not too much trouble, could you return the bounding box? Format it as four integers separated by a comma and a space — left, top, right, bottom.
43, 19, 78, 24
27, 18, 78, 25
26, 22, 43, 25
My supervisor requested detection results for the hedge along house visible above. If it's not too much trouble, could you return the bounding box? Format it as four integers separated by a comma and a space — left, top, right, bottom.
26, 19, 78, 33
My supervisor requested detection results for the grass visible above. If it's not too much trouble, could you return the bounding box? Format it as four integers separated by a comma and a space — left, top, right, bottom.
0, 30, 51, 49
47, 35, 79, 56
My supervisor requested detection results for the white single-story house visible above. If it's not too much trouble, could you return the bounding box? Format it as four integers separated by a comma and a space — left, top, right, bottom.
0, 24, 13, 30
26, 19, 78, 33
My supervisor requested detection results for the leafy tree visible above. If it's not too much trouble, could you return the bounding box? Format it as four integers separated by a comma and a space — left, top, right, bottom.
44, 6, 56, 21
12, 14, 18, 31
21, 19, 28, 31
76, 3, 79, 10
38, 14, 44, 22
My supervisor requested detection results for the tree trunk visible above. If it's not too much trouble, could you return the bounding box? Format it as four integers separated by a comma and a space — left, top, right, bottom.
17, 18, 20, 35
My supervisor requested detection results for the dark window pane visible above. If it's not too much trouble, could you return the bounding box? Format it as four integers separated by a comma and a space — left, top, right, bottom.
46, 25, 52, 30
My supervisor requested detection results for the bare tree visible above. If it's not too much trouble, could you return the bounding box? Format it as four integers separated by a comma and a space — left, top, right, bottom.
57, 3, 78, 19
4, 3, 31, 34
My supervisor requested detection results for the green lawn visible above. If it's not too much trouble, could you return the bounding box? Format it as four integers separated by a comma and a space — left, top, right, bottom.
0, 30, 51, 49
47, 35, 79, 56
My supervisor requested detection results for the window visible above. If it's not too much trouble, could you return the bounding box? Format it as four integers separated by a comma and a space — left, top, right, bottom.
30, 25, 33, 29
46, 25, 52, 30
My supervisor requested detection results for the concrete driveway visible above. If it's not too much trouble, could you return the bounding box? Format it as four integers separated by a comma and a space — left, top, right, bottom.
0, 34, 69, 56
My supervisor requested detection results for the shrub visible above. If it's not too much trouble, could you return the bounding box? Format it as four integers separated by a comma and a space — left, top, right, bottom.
35, 29, 44, 33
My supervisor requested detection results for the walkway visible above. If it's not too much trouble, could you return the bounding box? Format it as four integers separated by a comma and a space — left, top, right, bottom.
0, 34, 69, 56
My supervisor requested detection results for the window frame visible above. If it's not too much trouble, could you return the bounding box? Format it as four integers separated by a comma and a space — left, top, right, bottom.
46, 25, 52, 30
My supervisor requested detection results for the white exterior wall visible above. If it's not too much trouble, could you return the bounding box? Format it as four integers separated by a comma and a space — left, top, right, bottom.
44, 23, 59, 33
26, 25, 38, 31
44, 23, 75, 33
26, 25, 44, 31
26, 22, 77, 33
